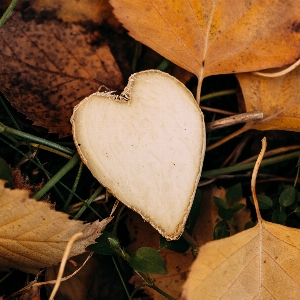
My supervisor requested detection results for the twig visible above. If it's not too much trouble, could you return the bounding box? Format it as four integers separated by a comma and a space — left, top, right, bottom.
206, 110, 263, 132
206, 125, 250, 151
251, 137, 267, 221
253, 57, 300, 77
201, 106, 236, 116
48, 232, 83, 300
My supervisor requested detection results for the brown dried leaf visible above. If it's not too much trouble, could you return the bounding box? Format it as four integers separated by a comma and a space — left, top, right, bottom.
0, 180, 111, 274
29, 0, 119, 27
236, 66, 300, 131
110, 0, 300, 82
0, 7, 123, 136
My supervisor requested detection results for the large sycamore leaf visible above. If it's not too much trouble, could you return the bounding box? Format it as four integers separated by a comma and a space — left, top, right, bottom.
236, 66, 300, 131
0, 3, 123, 136
110, 0, 300, 81
0, 181, 111, 274
182, 139, 300, 299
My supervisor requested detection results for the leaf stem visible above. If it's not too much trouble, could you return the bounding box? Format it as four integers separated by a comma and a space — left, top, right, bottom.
138, 272, 175, 300
33, 153, 80, 200
111, 256, 131, 300
0, 0, 19, 28
182, 232, 198, 257
130, 283, 149, 299
251, 138, 267, 221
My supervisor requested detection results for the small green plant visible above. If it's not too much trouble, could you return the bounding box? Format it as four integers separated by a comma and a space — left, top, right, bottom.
213, 183, 245, 239
250, 184, 299, 226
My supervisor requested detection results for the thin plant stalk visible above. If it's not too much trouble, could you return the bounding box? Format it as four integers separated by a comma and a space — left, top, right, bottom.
73, 185, 104, 220
111, 256, 131, 300
62, 162, 83, 212
200, 89, 237, 102
0, 135, 84, 202
202, 150, 300, 178
0, 122, 74, 156
0, 0, 19, 27
33, 153, 81, 200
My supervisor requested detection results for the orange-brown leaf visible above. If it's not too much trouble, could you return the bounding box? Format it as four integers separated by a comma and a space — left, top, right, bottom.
0, 7, 123, 136
111, 0, 300, 81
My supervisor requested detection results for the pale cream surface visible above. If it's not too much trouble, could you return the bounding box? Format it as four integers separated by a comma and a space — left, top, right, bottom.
72, 70, 205, 239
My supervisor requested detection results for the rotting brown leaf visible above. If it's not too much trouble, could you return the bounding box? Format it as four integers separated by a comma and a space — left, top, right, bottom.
0, 5, 124, 136
28, 0, 120, 28
0, 180, 112, 274
110, 0, 300, 84
236, 65, 300, 132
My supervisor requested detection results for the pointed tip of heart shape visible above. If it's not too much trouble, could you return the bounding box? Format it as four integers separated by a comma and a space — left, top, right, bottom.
71, 70, 206, 240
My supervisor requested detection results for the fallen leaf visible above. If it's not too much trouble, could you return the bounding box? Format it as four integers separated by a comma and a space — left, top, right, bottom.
110, 0, 300, 81
236, 66, 300, 131
0, 180, 111, 274
0, 4, 123, 136
182, 138, 300, 299
28, 0, 119, 27
71, 70, 205, 239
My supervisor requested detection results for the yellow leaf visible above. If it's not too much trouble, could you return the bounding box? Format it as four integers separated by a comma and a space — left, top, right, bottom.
183, 220, 300, 299
236, 66, 300, 131
182, 138, 300, 299
0, 181, 111, 274
110, 0, 300, 80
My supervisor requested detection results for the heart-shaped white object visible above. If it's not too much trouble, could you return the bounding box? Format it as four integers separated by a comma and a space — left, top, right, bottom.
71, 70, 205, 239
